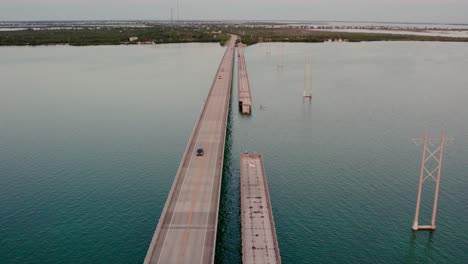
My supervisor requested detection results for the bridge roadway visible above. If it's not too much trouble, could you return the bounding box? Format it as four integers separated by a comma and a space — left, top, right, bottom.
237, 43, 252, 115
144, 35, 237, 264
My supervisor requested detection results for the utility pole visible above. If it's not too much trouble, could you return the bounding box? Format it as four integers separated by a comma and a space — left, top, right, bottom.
171, 8, 174, 24
177, 0, 180, 22
412, 129, 453, 231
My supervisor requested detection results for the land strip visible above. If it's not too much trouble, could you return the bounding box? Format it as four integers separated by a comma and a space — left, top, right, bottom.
2, 25, 468, 46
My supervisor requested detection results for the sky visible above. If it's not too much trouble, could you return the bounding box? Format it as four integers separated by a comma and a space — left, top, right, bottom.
1, 0, 468, 24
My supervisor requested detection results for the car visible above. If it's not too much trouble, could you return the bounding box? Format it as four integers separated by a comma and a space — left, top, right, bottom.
196, 147, 204, 156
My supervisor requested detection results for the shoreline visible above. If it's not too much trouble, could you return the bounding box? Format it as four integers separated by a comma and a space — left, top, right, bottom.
1, 26, 468, 47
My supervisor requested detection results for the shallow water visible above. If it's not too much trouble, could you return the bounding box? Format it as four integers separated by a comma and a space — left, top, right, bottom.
1, 42, 468, 263
315, 28, 468, 38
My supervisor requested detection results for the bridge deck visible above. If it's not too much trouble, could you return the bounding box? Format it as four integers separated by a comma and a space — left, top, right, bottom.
240, 153, 281, 264
144, 36, 237, 264
238, 43, 252, 115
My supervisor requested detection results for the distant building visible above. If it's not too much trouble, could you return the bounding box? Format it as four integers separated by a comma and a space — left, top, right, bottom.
129, 37, 138, 42
138, 40, 156, 45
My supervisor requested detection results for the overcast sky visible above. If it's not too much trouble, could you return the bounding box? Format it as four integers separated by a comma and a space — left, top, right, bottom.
2, 0, 468, 24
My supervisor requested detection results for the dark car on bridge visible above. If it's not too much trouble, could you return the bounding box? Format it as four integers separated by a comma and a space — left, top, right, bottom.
196, 147, 204, 156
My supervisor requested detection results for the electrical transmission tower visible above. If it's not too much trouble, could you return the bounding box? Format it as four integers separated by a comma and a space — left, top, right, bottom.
412, 129, 453, 231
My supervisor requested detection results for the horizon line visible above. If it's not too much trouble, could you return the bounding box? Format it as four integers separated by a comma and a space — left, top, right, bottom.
1, 19, 467, 26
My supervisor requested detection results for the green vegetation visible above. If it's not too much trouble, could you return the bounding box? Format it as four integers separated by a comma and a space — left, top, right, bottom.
230, 27, 468, 45
0, 26, 230, 46
1, 25, 467, 47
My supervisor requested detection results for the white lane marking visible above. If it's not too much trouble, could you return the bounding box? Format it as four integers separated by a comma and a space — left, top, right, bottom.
200, 43, 235, 263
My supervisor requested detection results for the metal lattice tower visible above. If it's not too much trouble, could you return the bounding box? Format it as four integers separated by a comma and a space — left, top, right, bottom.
412, 129, 453, 231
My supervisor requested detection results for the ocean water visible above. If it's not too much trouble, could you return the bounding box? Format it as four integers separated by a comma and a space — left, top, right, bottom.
1, 42, 468, 263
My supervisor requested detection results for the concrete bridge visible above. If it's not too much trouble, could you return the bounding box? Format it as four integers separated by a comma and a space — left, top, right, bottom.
144, 35, 237, 264
237, 43, 252, 115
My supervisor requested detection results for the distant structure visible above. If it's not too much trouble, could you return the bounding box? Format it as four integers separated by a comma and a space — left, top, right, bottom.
412, 129, 453, 231
303, 61, 312, 100
138, 40, 156, 45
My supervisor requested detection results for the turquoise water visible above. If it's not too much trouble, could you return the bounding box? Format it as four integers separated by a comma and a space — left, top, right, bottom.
1, 42, 468, 263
